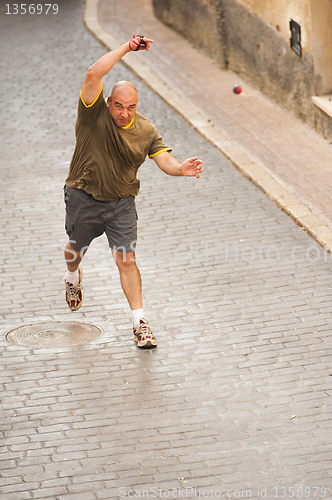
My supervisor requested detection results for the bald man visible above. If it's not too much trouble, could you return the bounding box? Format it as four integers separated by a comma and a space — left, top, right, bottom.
63, 33, 203, 348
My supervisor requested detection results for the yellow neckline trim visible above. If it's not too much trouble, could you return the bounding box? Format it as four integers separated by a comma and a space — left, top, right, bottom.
121, 118, 134, 129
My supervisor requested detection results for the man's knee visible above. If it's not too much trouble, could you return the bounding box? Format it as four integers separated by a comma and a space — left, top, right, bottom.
65, 242, 88, 262
113, 250, 136, 269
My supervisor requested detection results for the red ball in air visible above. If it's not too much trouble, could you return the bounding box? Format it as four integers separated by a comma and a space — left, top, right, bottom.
233, 85, 242, 94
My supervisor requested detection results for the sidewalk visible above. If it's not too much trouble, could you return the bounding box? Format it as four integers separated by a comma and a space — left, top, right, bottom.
87, 0, 332, 249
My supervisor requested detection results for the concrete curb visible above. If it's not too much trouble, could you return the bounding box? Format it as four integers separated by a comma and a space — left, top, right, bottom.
84, 0, 332, 252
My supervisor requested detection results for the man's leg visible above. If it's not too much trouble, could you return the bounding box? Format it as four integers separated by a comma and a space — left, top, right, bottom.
112, 250, 142, 309
64, 242, 87, 273
112, 250, 157, 347
63, 186, 105, 311
64, 243, 87, 311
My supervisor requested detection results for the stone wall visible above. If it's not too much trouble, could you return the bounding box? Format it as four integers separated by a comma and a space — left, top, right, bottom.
152, 0, 332, 139
237, 0, 313, 54
151, 0, 224, 64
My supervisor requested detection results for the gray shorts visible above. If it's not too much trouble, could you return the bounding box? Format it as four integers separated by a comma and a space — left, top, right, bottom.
64, 186, 138, 253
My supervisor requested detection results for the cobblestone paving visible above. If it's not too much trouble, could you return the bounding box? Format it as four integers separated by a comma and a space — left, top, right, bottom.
0, 1, 332, 499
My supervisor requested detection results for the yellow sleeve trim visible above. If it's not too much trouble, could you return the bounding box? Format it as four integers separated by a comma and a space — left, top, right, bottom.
149, 148, 172, 159
80, 84, 103, 108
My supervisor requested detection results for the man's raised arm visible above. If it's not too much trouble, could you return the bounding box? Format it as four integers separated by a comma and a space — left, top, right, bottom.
81, 33, 153, 106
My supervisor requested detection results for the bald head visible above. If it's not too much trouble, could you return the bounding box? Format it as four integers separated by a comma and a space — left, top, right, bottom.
109, 81, 138, 102
107, 81, 138, 128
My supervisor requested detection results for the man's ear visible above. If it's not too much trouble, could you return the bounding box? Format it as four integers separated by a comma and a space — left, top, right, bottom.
106, 96, 111, 106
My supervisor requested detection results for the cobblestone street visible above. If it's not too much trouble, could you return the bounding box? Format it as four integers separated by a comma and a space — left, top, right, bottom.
0, 1, 331, 499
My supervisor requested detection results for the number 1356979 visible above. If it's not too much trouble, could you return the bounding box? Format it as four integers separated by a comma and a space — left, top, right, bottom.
6, 4, 59, 14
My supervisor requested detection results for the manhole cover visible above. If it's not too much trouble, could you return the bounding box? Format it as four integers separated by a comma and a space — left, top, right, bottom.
5, 321, 101, 347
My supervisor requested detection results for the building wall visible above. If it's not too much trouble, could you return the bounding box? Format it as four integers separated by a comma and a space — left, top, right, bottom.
237, 0, 313, 54
152, 0, 332, 139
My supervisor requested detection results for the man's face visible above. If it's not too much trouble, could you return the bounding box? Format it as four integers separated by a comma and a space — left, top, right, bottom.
107, 89, 138, 128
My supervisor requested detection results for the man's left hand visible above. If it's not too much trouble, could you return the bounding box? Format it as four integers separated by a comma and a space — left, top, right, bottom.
181, 157, 203, 178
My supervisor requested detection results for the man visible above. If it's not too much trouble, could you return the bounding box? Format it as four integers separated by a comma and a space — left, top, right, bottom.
63, 32, 203, 348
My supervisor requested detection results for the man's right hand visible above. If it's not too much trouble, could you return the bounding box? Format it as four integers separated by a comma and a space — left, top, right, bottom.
81, 34, 153, 107
129, 31, 153, 51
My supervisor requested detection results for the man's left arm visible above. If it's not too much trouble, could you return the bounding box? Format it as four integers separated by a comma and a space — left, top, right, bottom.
153, 152, 203, 178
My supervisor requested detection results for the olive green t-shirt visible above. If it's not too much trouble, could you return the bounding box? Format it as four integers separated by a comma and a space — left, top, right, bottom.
65, 87, 172, 201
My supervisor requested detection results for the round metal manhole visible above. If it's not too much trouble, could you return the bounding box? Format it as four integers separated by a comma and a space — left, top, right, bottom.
5, 321, 102, 348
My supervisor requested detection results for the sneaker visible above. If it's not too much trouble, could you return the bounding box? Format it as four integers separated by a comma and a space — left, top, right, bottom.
133, 319, 157, 348
65, 265, 83, 311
